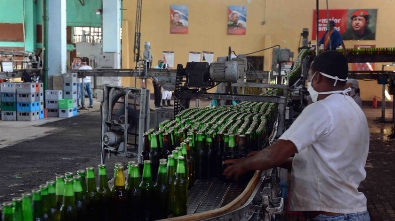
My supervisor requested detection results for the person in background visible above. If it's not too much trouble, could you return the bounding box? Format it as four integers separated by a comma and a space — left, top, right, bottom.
319, 20, 346, 51
346, 78, 363, 108
79, 57, 93, 109
224, 51, 370, 221
153, 60, 164, 109
160, 62, 173, 107
72, 57, 82, 107
342, 10, 375, 40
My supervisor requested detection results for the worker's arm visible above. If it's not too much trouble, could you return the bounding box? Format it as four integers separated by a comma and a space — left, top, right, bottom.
223, 139, 297, 181
341, 41, 346, 51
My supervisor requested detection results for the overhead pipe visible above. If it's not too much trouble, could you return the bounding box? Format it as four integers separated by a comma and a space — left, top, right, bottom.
42, 0, 49, 91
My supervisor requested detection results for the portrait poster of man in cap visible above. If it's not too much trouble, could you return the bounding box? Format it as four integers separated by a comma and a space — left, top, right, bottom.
342, 9, 377, 40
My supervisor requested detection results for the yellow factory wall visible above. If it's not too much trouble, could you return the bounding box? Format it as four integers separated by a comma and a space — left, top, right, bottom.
121, 0, 395, 102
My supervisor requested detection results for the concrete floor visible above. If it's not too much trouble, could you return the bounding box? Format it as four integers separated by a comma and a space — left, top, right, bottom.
0, 99, 395, 221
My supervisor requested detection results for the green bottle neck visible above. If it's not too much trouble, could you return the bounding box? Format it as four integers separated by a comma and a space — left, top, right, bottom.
87, 170, 97, 192
73, 180, 83, 194
64, 181, 74, 197
150, 135, 158, 149
157, 164, 168, 185
176, 159, 186, 174
55, 179, 64, 196
3, 204, 13, 215
142, 163, 152, 182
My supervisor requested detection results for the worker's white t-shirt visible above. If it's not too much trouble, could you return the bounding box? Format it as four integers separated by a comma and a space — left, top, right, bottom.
279, 93, 369, 214
79, 65, 92, 83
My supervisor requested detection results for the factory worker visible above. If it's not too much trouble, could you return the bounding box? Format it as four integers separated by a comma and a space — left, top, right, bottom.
223, 51, 370, 221
346, 78, 363, 108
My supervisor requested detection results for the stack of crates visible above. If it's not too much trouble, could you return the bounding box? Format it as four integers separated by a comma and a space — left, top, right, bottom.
61, 73, 78, 118
1, 83, 17, 121
45, 90, 62, 117
15, 83, 43, 121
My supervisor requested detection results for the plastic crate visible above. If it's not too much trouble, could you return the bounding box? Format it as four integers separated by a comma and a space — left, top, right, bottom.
63, 82, 78, 91
39, 110, 44, 119
58, 99, 73, 109
40, 101, 44, 110
46, 100, 58, 109
17, 112, 36, 121
59, 108, 73, 118
1, 102, 16, 111
45, 90, 62, 101
1, 93, 16, 102
17, 93, 36, 103
17, 102, 40, 112
63, 73, 78, 83
1, 83, 16, 93
47, 108, 59, 117
36, 83, 43, 93
34, 92, 44, 102
63, 90, 78, 100
16, 83, 36, 94
73, 107, 78, 116
34, 111, 40, 120
1, 111, 16, 121
154, 108, 175, 129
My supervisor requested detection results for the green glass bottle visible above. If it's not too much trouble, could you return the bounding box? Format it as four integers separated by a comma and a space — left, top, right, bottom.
167, 155, 176, 205
46, 180, 60, 221
12, 197, 22, 221
64, 172, 73, 179
21, 193, 33, 221
86, 167, 100, 221
207, 132, 219, 179
196, 132, 208, 179
180, 142, 190, 188
39, 184, 50, 220
1, 202, 13, 221
228, 134, 238, 159
172, 156, 188, 216
149, 133, 160, 182
172, 150, 179, 166
155, 161, 169, 219
139, 160, 156, 221
184, 139, 194, 189
73, 175, 87, 221
32, 189, 43, 220
126, 163, 143, 221
97, 164, 111, 221
112, 164, 128, 221
59, 178, 77, 221
55, 175, 64, 211
76, 170, 87, 199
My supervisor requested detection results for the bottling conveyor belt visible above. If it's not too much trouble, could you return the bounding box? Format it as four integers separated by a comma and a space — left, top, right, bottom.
187, 175, 252, 215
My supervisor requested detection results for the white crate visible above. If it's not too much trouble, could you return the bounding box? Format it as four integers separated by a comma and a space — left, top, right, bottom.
16, 83, 36, 94
63, 73, 78, 83
45, 90, 62, 100
34, 92, 44, 102
46, 100, 58, 109
59, 108, 73, 118
17, 112, 36, 121
40, 101, 44, 110
1, 111, 16, 121
17, 93, 36, 103
46, 108, 59, 117
63, 90, 78, 100
63, 82, 78, 91
1, 83, 16, 93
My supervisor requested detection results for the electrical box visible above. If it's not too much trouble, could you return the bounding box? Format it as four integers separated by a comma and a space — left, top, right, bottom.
97, 53, 117, 69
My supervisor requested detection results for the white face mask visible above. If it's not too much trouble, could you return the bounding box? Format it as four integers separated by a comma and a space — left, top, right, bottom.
307, 72, 351, 103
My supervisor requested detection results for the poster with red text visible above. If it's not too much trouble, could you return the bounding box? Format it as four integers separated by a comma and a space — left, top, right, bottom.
227, 6, 247, 35
313, 9, 377, 41
312, 9, 348, 40
352, 45, 375, 71
170, 5, 188, 34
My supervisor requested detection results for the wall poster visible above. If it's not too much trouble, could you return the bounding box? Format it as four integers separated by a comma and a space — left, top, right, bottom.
162, 51, 174, 68
227, 6, 247, 35
170, 5, 188, 34
312, 9, 377, 41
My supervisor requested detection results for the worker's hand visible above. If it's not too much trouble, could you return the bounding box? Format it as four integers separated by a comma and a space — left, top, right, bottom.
223, 158, 248, 181
247, 151, 259, 158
